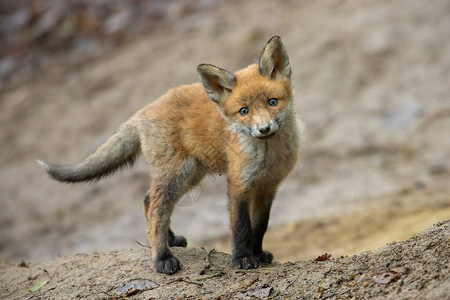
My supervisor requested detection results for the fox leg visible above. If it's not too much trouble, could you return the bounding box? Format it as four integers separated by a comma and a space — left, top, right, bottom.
166, 164, 205, 248
250, 187, 277, 264
146, 179, 180, 274
144, 158, 204, 274
228, 186, 260, 269
143, 195, 187, 247
168, 228, 187, 247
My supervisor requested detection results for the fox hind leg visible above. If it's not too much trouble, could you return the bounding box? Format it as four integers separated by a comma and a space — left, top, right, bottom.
165, 162, 205, 249
168, 228, 187, 247
143, 195, 187, 247
145, 180, 179, 274
144, 158, 204, 274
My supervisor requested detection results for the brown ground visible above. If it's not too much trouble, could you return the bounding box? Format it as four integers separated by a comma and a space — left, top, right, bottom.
1, 220, 449, 299
1, 0, 450, 298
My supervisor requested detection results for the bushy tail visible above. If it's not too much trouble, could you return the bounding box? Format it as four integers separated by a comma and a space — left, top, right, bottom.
38, 122, 141, 183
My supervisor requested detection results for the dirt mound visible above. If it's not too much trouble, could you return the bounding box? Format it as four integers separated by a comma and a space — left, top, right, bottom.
1, 220, 448, 299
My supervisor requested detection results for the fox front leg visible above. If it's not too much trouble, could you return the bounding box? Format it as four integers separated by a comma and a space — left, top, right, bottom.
228, 189, 260, 269
250, 188, 277, 264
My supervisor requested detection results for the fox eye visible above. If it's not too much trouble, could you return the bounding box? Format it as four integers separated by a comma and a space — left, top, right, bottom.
268, 98, 278, 106
239, 107, 249, 116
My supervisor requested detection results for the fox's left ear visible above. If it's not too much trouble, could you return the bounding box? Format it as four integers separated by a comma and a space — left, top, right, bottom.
259, 36, 292, 80
197, 64, 237, 104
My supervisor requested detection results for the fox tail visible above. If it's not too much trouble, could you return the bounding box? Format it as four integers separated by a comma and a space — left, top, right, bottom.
38, 122, 141, 183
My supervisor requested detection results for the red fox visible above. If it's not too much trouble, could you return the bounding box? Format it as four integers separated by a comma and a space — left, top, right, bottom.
38, 36, 303, 274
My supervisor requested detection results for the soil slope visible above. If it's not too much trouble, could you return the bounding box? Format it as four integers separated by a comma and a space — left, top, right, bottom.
1, 220, 449, 299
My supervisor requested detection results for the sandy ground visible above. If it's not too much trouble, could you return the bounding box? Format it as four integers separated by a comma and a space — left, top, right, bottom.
1, 220, 448, 299
1, 0, 449, 283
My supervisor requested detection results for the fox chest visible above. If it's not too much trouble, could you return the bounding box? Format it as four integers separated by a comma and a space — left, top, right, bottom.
239, 135, 299, 187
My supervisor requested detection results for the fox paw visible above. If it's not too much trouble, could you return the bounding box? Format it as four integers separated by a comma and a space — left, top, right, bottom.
169, 235, 187, 247
256, 250, 273, 264
232, 254, 260, 269
154, 250, 181, 275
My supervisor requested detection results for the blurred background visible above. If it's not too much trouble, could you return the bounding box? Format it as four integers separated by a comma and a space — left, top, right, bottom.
1, 0, 449, 263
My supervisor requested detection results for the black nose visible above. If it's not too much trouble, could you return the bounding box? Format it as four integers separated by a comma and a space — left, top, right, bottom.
259, 125, 271, 134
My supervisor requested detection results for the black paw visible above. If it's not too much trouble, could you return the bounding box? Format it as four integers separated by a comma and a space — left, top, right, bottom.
169, 235, 187, 247
256, 250, 273, 264
232, 254, 260, 269
154, 251, 181, 275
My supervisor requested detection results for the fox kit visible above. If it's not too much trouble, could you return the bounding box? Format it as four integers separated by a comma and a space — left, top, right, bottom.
39, 36, 303, 274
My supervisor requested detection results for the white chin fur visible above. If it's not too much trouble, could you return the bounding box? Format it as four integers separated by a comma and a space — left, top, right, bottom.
250, 119, 280, 138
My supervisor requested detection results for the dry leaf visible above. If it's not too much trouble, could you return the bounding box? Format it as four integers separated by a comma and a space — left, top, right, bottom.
373, 270, 402, 284
314, 253, 331, 262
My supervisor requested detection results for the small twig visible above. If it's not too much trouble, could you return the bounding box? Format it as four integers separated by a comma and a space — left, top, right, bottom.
168, 277, 203, 287
136, 241, 151, 249
183, 279, 204, 287
101, 290, 114, 298
43, 269, 53, 280
182, 271, 226, 285
285, 275, 299, 290
338, 288, 351, 296
199, 249, 215, 275
239, 277, 259, 290
34, 286, 57, 296
321, 292, 337, 300
234, 270, 260, 274
197, 271, 226, 281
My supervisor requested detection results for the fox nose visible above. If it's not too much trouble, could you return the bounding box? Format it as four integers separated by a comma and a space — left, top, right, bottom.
258, 125, 271, 134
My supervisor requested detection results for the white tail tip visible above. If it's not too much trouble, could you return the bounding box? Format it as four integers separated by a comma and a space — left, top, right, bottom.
36, 160, 49, 171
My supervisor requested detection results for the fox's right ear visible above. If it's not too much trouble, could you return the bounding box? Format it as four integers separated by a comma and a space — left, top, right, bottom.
197, 64, 237, 104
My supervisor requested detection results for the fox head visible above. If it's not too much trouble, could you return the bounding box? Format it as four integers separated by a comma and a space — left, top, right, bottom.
198, 36, 293, 140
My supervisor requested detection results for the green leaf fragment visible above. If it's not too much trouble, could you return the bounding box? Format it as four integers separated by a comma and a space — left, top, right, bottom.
29, 280, 48, 292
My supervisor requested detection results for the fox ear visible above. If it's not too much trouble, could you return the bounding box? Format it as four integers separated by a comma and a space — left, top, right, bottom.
197, 64, 237, 104
259, 36, 291, 80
